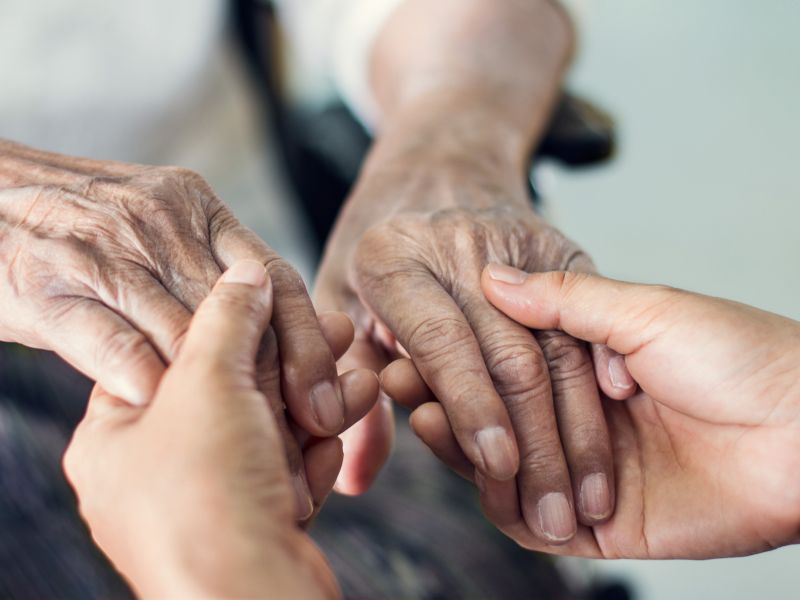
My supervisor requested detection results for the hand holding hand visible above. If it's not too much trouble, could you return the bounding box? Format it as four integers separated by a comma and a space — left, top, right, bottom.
0, 141, 372, 514
63, 261, 354, 598
413, 266, 800, 558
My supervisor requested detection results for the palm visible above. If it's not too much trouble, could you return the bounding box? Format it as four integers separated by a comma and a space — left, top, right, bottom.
593, 391, 800, 559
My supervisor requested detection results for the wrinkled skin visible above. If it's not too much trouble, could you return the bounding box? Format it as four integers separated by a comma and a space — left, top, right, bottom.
0, 140, 369, 515
64, 263, 347, 598
409, 269, 800, 559
317, 154, 619, 544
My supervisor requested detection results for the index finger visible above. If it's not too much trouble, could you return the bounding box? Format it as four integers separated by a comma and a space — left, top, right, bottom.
357, 266, 519, 481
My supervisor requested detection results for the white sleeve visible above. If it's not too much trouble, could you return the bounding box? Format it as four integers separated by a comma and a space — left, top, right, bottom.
272, 0, 405, 129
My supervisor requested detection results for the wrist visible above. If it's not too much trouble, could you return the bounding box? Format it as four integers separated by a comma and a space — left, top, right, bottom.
349, 94, 535, 215
374, 90, 533, 174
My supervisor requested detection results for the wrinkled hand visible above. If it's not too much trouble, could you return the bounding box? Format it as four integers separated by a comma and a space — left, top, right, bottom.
414, 266, 800, 558
0, 141, 365, 515
64, 262, 354, 598
317, 153, 620, 544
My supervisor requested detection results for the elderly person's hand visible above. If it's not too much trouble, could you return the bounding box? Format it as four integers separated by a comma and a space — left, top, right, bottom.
63, 261, 363, 598
401, 266, 800, 559
0, 141, 370, 516
316, 129, 618, 544
314, 0, 623, 546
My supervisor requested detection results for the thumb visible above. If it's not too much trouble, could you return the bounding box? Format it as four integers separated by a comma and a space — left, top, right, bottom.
173, 260, 273, 386
481, 265, 671, 356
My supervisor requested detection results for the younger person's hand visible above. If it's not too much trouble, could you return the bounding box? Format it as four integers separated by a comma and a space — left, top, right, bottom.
406, 266, 800, 559
63, 261, 369, 598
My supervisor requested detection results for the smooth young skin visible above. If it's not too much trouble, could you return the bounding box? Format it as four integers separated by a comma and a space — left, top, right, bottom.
63, 261, 374, 598
317, 0, 619, 545
397, 265, 800, 558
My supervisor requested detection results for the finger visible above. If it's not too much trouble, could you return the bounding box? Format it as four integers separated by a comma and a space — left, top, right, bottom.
292, 368, 381, 449
334, 332, 395, 495
210, 214, 344, 437
317, 311, 355, 361
356, 265, 519, 482
457, 291, 577, 543
176, 263, 314, 520
409, 402, 474, 481
82, 383, 138, 423
255, 326, 315, 521
536, 331, 615, 525
304, 436, 344, 512
591, 344, 637, 400
481, 265, 662, 354
410, 404, 593, 553
96, 271, 193, 364
380, 358, 437, 410
48, 297, 166, 406
161, 258, 222, 314
174, 260, 273, 384
335, 395, 395, 495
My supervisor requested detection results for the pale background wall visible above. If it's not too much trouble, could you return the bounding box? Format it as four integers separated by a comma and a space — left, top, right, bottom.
546, 1, 800, 598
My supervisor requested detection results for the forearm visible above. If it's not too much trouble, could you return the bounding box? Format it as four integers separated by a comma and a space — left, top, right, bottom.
368, 0, 574, 175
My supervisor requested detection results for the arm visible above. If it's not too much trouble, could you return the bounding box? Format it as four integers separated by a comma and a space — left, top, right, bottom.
369, 0, 573, 163
315, 1, 620, 546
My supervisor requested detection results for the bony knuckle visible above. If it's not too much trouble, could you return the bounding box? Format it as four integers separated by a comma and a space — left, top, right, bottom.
538, 333, 593, 382
407, 315, 473, 364
160, 165, 205, 186
485, 344, 550, 400
519, 445, 568, 477
98, 328, 152, 371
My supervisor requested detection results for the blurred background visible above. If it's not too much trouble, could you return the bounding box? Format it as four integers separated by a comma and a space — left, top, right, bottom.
549, 1, 800, 599
1, 0, 798, 598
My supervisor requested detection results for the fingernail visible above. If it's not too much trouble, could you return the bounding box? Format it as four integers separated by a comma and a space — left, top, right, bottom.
538, 492, 576, 542
310, 381, 345, 433
292, 473, 314, 521
609, 355, 634, 389
580, 473, 612, 521
487, 264, 528, 285
221, 260, 267, 287
475, 427, 518, 480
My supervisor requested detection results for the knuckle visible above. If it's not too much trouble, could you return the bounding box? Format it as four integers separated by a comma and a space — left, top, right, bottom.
519, 444, 568, 479
483, 337, 550, 402
566, 423, 611, 459
97, 327, 153, 371
265, 258, 307, 299
537, 333, 593, 384
406, 315, 474, 366
354, 223, 422, 285
160, 165, 206, 187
